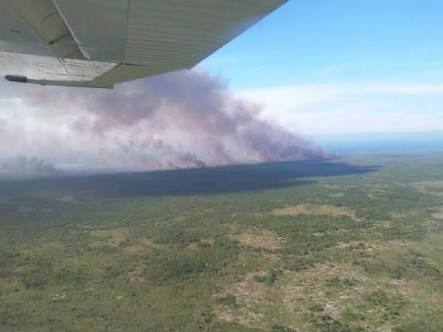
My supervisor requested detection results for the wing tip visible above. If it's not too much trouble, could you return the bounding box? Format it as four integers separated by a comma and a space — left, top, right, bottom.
5, 74, 28, 83
4, 74, 113, 89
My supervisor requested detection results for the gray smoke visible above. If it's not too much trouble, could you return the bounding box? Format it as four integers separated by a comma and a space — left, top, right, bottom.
0, 156, 63, 176
0, 70, 326, 170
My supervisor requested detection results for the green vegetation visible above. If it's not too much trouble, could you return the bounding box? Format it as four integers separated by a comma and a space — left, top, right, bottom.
0, 152, 442, 331
253, 269, 281, 285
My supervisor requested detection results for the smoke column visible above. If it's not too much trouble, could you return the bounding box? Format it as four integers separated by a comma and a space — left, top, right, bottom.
0, 156, 63, 176
0, 70, 326, 171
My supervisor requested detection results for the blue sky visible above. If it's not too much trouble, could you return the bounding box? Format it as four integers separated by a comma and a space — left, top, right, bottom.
203, 0, 443, 88
201, 0, 443, 137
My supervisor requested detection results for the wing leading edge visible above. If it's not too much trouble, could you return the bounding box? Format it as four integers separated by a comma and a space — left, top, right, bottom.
0, 0, 288, 88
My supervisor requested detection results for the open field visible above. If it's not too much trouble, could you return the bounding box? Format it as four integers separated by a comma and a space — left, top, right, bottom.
0, 152, 442, 331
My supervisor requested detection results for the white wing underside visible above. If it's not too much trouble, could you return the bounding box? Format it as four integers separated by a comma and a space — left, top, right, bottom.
0, 0, 287, 88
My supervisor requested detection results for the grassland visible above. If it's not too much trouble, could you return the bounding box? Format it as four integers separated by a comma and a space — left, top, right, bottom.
0, 152, 442, 331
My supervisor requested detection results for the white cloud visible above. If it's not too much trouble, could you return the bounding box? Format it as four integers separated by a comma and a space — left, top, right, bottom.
238, 83, 443, 136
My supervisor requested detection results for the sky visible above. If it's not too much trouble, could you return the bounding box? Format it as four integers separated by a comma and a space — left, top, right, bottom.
201, 0, 443, 137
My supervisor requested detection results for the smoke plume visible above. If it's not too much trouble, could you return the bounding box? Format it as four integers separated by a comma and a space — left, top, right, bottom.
0, 156, 63, 176
0, 70, 326, 171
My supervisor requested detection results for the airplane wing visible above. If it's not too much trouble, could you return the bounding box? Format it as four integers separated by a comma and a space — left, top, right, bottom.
0, 0, 287, 88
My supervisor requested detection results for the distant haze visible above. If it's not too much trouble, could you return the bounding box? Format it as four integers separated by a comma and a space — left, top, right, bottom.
0, 70, 326, 174
0, 156, 63, 177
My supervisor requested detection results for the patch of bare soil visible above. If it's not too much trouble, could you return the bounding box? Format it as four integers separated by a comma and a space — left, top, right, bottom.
214, 307, 265, 329
336, 241, 375, 251
281, 264, 363, 311
411, 181, 443, 197
272, 204, 360, 221
122, 239, 164, 255
324, 303, 340, 319
89, 227, 129, 248
432, 207, 443, 219
128, 265, 145, 283
412, 180, 443, 188
233, 229, 285, 250
232, 273, 267, 300
215, 272, 268, 329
